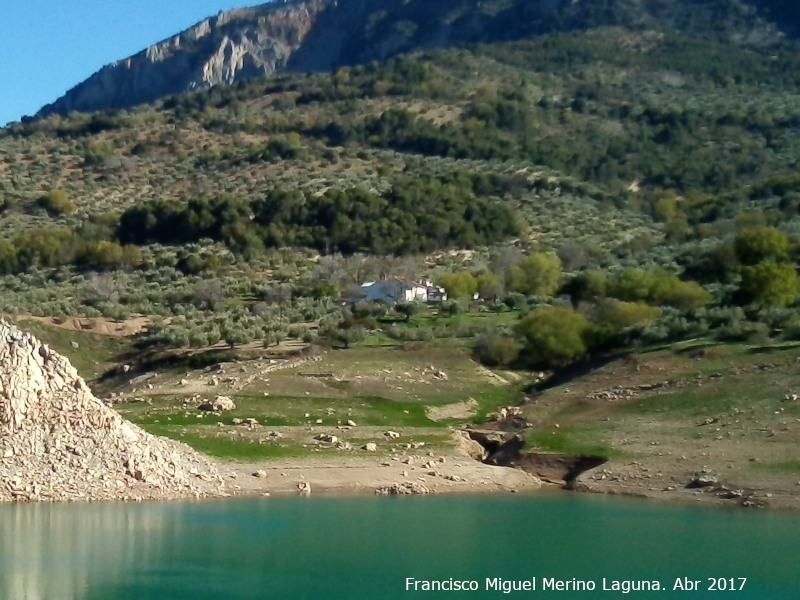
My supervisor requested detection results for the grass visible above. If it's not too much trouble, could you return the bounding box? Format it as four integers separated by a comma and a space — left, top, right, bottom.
139, 421, 455, 461
763, 460, 800, 474
119, 390, 511, 429
14, 320, 132, 380
525, 425, 615, 459
144, 425, 310, 460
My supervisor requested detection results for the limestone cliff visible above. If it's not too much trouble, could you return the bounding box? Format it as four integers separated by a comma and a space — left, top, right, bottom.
0, 321, 221, 502
36, 0, 798, 117
38, 0, 329, 117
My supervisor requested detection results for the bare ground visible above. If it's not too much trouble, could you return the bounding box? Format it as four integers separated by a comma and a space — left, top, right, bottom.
222, 448, 542, 497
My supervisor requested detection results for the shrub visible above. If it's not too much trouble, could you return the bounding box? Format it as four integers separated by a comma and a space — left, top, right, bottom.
439, 272, 478, 299
735, 226, 792, 265
515, 306, 590, 367
473, 333, 522, 367
395, 302, 420, 323
740, 262, 800, 307
37, 190, 76, 216
506, 253, 563, 297
194, 279, 226, 310
589, 298, 661, 336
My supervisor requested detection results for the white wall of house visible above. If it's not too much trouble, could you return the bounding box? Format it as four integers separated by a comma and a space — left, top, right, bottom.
349, 278, 447, 305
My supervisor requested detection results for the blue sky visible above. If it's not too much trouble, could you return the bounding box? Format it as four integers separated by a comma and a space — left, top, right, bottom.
1, 1, 265, 126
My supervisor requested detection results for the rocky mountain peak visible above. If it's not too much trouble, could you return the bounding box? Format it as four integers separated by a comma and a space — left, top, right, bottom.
33, 0, 800, 118
38, 0, 330, 117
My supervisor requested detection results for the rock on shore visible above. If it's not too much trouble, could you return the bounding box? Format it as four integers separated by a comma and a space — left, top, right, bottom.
0, 321, 222, 502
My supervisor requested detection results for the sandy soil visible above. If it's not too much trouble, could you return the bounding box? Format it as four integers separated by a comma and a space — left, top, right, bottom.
14, 315, 150, 337
575, 457, 800, 510
218, 449, 543, 497
426, 399, 479, 421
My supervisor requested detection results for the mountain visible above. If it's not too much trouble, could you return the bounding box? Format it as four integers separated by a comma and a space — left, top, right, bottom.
36, 0, 800, 118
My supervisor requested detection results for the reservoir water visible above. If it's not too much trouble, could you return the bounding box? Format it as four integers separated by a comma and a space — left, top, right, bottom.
0, 493, 797, 599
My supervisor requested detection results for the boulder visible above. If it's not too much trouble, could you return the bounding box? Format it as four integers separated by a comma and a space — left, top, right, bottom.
201, 395, 236, 412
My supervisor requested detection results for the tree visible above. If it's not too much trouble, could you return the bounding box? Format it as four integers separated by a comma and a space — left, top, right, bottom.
222, 325, 253, 348
85, 272, 118, 305
194, 280, 226, 310
489, 246, 524, 273
0, 241, 19, 274
588, 298, 661, 342
331, 326, 366, 349
506, 253, 563, 297
735, 226, 792, 265
567, 269, 607, 302
515, 307, 590, 367
38, 189, 76, 216
556, 241, 587, 271
396, 302, 420, 323
651, 279, 712, 311
476, 272, 503, 301
82, 241, 124, 270
473, 333, 522, 367
608, 268, 711, 310
439, 272, 478, 299
740, 262, 800, 306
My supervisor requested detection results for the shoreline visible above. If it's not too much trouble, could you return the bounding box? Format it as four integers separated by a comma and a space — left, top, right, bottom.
211, 452, 800, 511
220, 450, 544, 498
212, 450, 800, 510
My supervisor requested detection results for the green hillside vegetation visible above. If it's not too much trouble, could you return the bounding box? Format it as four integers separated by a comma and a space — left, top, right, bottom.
3, 23, 800, 374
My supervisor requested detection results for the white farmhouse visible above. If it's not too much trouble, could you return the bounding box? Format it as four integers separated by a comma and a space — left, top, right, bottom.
348, 277, 447, 305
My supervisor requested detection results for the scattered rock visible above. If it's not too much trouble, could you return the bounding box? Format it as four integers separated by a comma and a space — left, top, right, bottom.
384, 431, 400, 440
200, 395, 236, 412
362, 443, 378, 452
0, 320, 221, 503
252, 470, 267, 479
314, 433, 338, 444
492, 406, 523, 421
375, 482, 431, 495
687, 470, 719, 489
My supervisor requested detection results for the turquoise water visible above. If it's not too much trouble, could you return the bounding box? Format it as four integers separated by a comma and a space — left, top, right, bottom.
0, 493, 797, 599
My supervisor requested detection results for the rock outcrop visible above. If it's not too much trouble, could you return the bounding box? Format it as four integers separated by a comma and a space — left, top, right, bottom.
38, 0, 329, 117
37, 0, 796, 118
0, 321, 221, 502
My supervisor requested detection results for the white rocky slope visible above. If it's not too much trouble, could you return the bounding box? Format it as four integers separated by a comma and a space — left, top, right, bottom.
0, 321, 222, 502
38, 0, 329, 117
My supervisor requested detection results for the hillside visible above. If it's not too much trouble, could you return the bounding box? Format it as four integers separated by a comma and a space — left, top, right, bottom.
4, 29, 800, 328
35, 0, 800, 118
5, 4, 800, 504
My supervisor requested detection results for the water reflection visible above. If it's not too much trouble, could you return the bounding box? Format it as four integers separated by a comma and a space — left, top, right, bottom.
0, 502, 172, 600
0, 496, 796, 600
